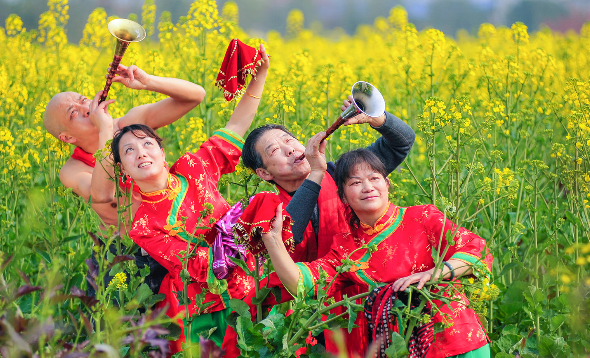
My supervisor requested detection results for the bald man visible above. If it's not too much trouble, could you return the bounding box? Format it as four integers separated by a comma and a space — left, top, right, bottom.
45, 64, 205, 227
44, 64, 205, 295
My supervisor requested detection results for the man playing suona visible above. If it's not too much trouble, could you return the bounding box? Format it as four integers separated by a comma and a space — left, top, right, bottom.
241, 96, 416, 354
44, 64, 206, 295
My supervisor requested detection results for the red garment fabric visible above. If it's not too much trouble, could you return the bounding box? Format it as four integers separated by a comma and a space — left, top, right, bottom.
71, 146, 140, 194
130, 129, 255, 355
277, 174, 346, 262
233, 192, 295, 256
215, 38, 263, 101
294, 203, 493, 358
277, 174, 368, 356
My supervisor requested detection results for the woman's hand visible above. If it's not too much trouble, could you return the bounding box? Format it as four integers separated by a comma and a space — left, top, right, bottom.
261, 203, 284, 248
260, 202, 301, 295
391, 269, 434, 292
257, 44, 270, 71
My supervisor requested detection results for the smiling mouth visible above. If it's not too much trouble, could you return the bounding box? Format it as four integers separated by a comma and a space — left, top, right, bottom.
138, 162, 152, 168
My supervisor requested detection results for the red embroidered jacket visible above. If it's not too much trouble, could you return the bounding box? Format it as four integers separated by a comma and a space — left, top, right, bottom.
129, 129, 255, 316
294, 203, 492, 358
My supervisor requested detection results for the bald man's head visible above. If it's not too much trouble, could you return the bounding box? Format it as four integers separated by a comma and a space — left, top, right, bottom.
44, 92, 69, 139
43, 92, 94, 146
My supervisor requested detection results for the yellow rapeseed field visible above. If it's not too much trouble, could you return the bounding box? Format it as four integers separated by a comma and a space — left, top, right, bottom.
1, 0, 590, 356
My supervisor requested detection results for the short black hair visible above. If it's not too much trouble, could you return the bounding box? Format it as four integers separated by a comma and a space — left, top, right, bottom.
335, 149, 388, 229
111, 124, 163, 165
242, 124, 296, 171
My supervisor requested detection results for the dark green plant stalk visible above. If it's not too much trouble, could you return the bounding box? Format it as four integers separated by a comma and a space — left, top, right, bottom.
287, 291, 370, 346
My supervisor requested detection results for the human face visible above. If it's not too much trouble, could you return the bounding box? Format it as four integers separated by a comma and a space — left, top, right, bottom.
342, 164, 390, 224
47, 92, 95, 142
118, 131, 167, 185
255, 129, 311, 184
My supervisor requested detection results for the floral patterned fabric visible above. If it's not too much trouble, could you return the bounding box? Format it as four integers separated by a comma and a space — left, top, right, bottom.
129, 128, 255, 352
293, 203, 493, 358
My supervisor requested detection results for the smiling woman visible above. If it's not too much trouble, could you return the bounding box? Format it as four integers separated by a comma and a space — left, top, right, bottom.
104, 43, 270, 356
110, 122, 254, 354
260, 149, 494, 358
111, 124, 167, 192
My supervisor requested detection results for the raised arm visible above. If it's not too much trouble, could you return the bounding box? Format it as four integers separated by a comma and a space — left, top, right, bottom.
115, 64, 206, 130
87, 91, 117, 204
224, 44, 270, 137
340, 96, 416, 175
261, 203, 301, 294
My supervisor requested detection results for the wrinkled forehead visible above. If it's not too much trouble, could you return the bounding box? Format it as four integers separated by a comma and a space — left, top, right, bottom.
47, 92, 81, 115
50, 91, 80, 107
255, 129, 296, 156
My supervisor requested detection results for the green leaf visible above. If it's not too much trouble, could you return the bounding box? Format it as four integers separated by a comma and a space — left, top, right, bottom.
208, 278, 228, 295
34, 248, 51, 263
270, 286, 282, 303
144, 293, 165, 307
60, 234, 83, 245
549, 314, 567, 332
132, 283, 153, 304
498, 262, 519, 277
252, 287, 271, 305
174, 290, 184, 302
229, 298, 252, 318
228, 256, 253, 275
343, 296, 359, 333
538, 335, 569, 358
494, 353, 514, 358
384, 332, 409, 357
235, 316, 264, 352
565, 212, 583, 228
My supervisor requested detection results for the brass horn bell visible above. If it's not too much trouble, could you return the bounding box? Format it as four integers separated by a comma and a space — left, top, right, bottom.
99, 19, 146, 103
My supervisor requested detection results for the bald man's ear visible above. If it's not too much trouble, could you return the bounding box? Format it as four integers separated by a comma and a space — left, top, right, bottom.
58, 133, 76, 144
256, 167, 273, 182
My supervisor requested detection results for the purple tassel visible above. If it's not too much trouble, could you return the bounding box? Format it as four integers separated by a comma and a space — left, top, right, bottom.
212, 202, 246, 279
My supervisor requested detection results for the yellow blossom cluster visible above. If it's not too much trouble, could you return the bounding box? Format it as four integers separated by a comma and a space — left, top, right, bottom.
108, 272, 128, 290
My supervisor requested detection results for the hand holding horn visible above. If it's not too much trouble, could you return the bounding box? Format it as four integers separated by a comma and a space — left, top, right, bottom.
99, 19, 146, 104
296, 81, 385, 161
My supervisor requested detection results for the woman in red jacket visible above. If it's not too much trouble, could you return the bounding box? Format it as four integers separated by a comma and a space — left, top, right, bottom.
261, 148, 492, 358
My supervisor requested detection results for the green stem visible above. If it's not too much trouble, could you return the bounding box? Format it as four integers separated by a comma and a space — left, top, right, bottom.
254, 255, 262, 323
405, 300, 427, 345
287, 291, 370, 346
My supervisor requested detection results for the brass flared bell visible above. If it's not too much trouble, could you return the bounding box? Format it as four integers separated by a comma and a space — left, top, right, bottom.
98, 19, 146, 103
108, 19, 147, 56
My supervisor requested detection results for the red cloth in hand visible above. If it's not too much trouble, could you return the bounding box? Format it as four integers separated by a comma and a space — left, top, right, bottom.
233, 192, 294, 255
215, 38, 262, 101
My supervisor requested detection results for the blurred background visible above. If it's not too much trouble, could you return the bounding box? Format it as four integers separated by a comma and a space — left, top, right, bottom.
1, 0, 589, 43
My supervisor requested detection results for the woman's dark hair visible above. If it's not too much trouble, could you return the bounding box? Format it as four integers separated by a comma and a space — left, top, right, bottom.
242, 124, 296, 185
335, 149, 388, 230
111, 124, 164, 165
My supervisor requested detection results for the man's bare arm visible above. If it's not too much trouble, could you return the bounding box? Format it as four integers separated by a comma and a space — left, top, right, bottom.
87, 93, 117, 204
115, 64, 206, 130
59, 161, 119, 227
